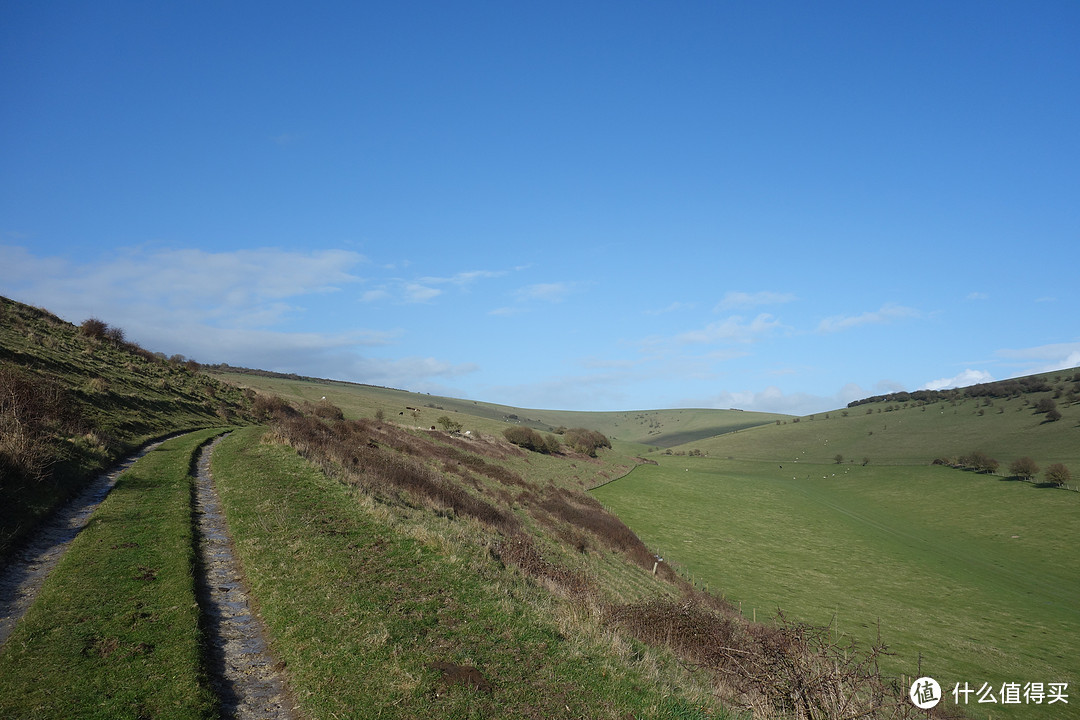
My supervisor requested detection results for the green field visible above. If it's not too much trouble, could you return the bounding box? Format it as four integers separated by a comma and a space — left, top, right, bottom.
594, 456, 1080, 720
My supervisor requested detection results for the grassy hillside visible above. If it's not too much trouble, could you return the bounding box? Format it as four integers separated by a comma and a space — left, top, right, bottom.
595, 368, 1080, 720
6, 297, 920, 717
208, 367, 787, 448
0, 296, 249, 560
16, 293, 1059, 716
674, 371, 1080, 470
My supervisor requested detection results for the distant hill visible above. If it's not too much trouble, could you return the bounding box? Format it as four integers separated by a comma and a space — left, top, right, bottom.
672, 367, 1080, 469
208, 365, 789, 448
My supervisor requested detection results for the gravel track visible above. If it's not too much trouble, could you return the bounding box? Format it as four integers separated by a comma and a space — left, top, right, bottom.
0, 439, 166, 646
194, 435, 298, 720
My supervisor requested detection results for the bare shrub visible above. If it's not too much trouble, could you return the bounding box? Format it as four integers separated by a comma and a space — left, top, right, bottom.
503, 426, 548, 452
563, 428, 611, 457
490, 532, 594, 597
251, 394, 299, 422
311, 399, 345, 421
104, 325, 125, 345
0, 366, 82, 481
79, 317, 108, 340
532, 487, 682, 582
1045, 463, 1071, 487
271, 413, 519, 532
1008, 456, 1039, 481
606, 601, 919, 719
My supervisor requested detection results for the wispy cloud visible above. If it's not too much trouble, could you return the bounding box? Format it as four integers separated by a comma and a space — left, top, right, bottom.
715, 291, 797, 311
817, 303, 919, 333
676, 313, 785, 344
514, 282, 576, 303
966, 291, 989, 301
417, 269, 507, 287
489, 281, 579, 317
358, 268, 508, 304
0, 244, 481, 393
2, 244, 366, 328
691, 381, 869, 416
645, 301, 695, 316
995, 342, 1080, 375
403, 283, 442, 302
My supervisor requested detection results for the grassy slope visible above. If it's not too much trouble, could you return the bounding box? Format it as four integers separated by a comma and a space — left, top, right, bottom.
0, 429, 227, 720
208, 370, 786, 448
596, 371, 1080, 720
210, 426, 721, 720
0, 296, 248, 560
679, 385, 1080, 469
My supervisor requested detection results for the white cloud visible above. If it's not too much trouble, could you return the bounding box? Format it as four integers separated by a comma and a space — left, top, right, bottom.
417, 269, 506, 287
919, 369, 994, 391
817, 303, 919, 333
360, 268, 507, 304
403, 283, 442, 302
487, 306, 525, 317
0, 243, 481, 393
966, 291, 989, 301
693, 381, 869, 416
715, 291, 797, 311
2, 244, 366, 328
490, 281, 579, 316
645, 301, 694, 316
514, 282, 575, 303
360, 288, 391, 303
486, 371, 630, 411
676, 313, 784, 344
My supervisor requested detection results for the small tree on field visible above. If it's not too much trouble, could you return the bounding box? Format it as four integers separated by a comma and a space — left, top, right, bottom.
833, 453, 844, 464
1045, 463, 1071, 487
437, 415, 462, 433
1045, 408, 1062, 422
1034, 397, 1058, 414
1008, 456, 1039, 481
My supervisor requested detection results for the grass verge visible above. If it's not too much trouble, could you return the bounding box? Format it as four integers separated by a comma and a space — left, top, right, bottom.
211, 426, 725, 719
0, 428, 229, 720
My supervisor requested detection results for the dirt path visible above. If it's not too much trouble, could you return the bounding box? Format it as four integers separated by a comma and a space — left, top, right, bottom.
0, 439, 166, 646
193, 435, 298, 720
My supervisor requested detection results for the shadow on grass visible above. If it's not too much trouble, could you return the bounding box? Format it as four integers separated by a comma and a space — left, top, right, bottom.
996, 476, 1065, 490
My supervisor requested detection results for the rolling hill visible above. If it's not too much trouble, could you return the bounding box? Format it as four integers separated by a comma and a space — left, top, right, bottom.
5, 293, 1077, 719
206, 365, 789, 448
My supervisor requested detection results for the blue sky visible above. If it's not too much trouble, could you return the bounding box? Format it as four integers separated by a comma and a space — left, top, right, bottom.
2, 1, 1078, 414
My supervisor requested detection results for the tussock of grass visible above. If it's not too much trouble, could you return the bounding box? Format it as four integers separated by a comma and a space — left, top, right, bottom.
0, 428, 228, 720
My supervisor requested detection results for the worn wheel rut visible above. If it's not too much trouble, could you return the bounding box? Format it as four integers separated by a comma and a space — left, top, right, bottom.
0, 439, 166, 646
194, 435, 297, 720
